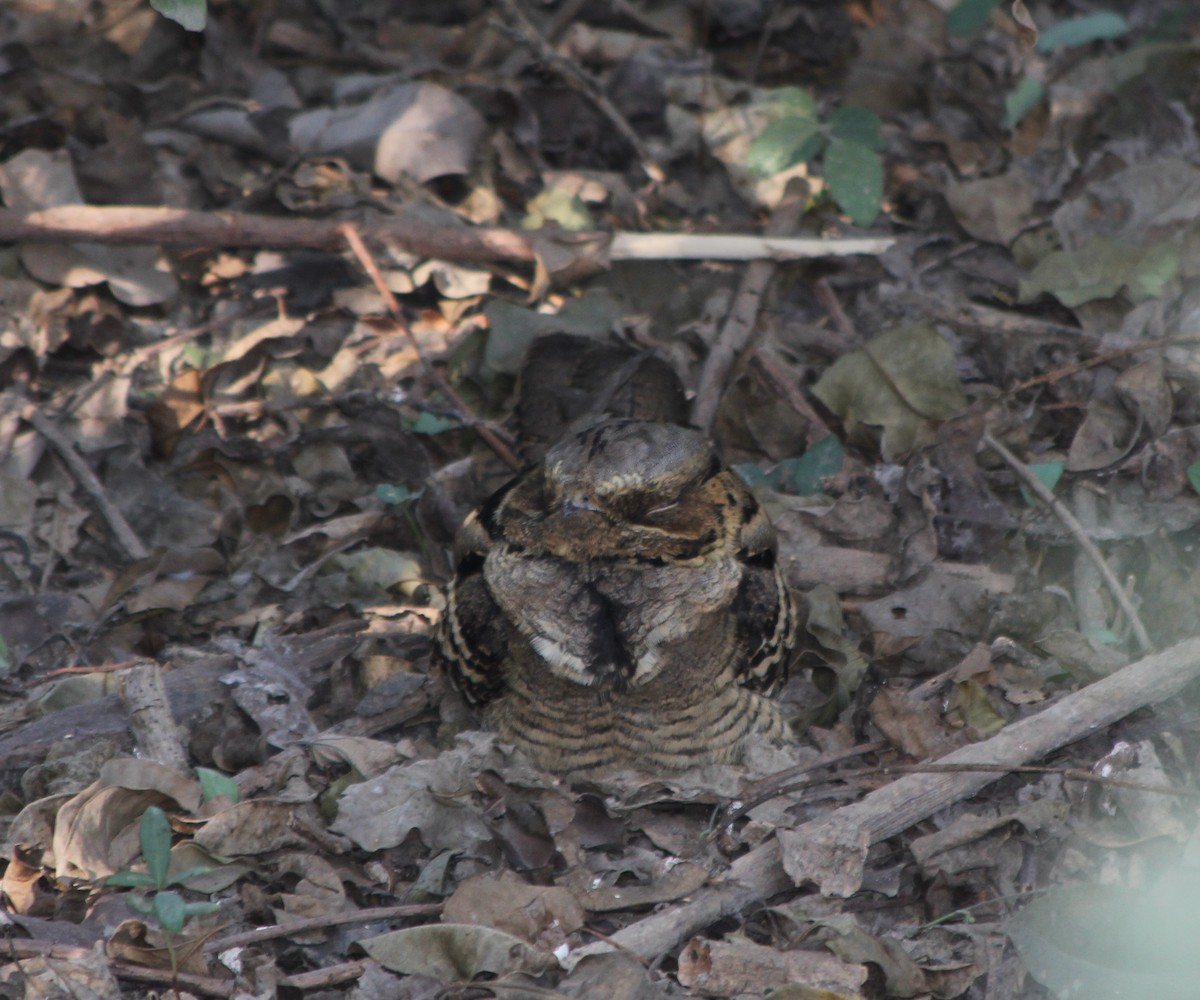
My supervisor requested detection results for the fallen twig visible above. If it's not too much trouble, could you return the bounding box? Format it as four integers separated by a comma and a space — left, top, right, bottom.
813, 275, 860, 346
1009, 333, 1200, 394
205, 902, 442, 952
747, 349, 834, 444
340, 224, 522, 470
119, 662, 189, 772
21, 403, 149, 562
982, 430, 1153, 652
492, 0, 665, 183
110, 961, 235, 998
610, 231, 894, 261
0, 204, 537, 264
0, 205, 893, 270
691, 191, 809, 431
279, 960, 372, 991
717, 740, 888, 828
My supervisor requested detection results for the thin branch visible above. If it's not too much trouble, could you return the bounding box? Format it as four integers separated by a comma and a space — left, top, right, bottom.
1009, 333, 1200, 394
110, 962, 235, 998
492, 0, 665, 183
716, 740, 888, 827
0, 204, 536, 263
278, 961, 371, 992
0, 204, 894, 268
982, 430, 1153, 653
205, 902, 442, 952
610, 232, 894, 261
874, 760, 1199, 797
691, 192, 808, 431
22, 403, 149, 562
339, 224, 522, 471
813, 276, 860, 345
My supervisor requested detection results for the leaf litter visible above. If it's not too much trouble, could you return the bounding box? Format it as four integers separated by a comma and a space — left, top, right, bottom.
1, 1, 1200, 998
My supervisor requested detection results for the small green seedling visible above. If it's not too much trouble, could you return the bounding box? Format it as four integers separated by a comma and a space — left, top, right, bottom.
748, 90, 885, 226
196, 766, 240, 803
107, 805, 219, 976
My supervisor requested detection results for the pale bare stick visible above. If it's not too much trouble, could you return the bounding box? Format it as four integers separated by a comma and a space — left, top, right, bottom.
119, 663, 189, 772
982, 430, 1152, 652
611, 232, 894, 261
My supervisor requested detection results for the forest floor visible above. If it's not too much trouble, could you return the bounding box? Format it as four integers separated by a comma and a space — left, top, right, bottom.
2, 0, 1200, 997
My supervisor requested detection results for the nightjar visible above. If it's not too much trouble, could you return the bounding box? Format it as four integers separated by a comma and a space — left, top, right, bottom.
436, 417, 796, 775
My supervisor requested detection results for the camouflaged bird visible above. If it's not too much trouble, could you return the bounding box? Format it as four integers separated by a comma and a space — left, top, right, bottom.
436, 415, 796, 776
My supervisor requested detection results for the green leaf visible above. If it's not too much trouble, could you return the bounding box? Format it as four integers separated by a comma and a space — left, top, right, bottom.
952, 678, 1006, 733
946, 0, 1001, 35
812, 323, 967, 462
407, 412, 459, 435
140, 806, 173, 889
376, 483, 421, 506
166, 865, 216, 887
196, 767, 240, 803
772, 87, 817, 113
733, 436, 843, 496
778, 435, 845, 495
729, 463, 777, 489
0, 634, 9, 675
522, 188, 594, 231
1036, 12, 1129, 52
1003, 77, 1045, 129
1019, 460, 1064, 505
828, 106, 883, 150
154, 890, 187, 934
183, 901, 221, 918
1019, 237, 1179, 307
358, 923, 552, 979
127, 894, 154, 915
106, 870, 159, 888
823, 138, 883, 226
748, 116, 822, 177
150, 0, 206, 31
1187, 461, 1200, 495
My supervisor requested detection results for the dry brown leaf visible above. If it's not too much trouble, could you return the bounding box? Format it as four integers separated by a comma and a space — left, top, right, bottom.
193, 800, 310, 857
0, 149, 177, 305
3, 942, 123, 999
867, 687, 964, 760
577, 861, 710, 913
677, 936, 867, 997
105, 918, 213, 977
443, 870, 584, 943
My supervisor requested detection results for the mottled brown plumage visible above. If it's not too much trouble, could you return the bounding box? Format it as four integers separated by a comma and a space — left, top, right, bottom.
437, 417, 795, 775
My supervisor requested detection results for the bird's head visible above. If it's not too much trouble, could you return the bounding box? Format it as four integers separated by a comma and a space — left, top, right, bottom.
543, 418, 718, 526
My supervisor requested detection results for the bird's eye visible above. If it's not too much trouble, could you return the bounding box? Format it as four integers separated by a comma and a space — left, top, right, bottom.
562, 494, 602, 516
